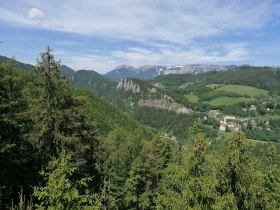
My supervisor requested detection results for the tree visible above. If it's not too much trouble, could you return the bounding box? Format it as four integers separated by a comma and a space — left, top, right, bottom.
124, 157, 146, 210
0, 60, 38, 209
157, 122, 216, 210
259, 144, 280, 209
98, 128, 131, 209
247, 121, 253, 130
27, 47, 100, 177
33, 151, 101, 210
27, 46, 70, 158
215, 132, 263, 209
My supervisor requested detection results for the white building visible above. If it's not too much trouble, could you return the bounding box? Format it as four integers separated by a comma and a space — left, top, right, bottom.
219, 121, 227, 131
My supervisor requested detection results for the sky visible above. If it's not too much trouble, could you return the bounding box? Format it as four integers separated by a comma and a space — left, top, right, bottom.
0, 0, 280, 74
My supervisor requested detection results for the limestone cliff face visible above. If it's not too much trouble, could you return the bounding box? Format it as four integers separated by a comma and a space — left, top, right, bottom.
117, 78, 193, 114
138, 98, 193, 114
117, 78, 140, 93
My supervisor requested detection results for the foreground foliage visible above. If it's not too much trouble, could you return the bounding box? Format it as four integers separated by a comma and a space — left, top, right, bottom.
1, 49, 280, 209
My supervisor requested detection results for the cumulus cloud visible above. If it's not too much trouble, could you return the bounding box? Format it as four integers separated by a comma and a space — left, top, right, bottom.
27, 8, 44, 19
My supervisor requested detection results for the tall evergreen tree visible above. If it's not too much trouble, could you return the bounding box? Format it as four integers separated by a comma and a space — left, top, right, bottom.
157, 121, 216, 210
215, 132, 263, 209
0, 60, 37, 209
27, 47, 99, 177
33, 151, 101, 210
27, 47, 69, 158
259, 144, 280, 209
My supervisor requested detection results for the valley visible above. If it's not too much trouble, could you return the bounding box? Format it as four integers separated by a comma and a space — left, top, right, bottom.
1, 53, 280, 209
2, 1, 280, 209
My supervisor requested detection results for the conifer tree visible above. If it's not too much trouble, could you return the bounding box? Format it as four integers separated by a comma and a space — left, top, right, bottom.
259, 144, 280, 209
33, 151, 101, 210
27, 47, 70, 158
0, 60, 37, 209
215, 132, 263, 209
27, 47, 99, 172
124, 157, 146, 210
157, 121, 216, 210
98, 128, 130, 209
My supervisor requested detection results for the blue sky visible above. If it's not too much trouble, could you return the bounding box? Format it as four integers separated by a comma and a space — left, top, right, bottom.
0, 0, 280, 74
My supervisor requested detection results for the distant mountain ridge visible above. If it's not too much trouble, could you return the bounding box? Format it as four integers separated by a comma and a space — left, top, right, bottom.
0, 55, 116, 96
105, 64, 237, 81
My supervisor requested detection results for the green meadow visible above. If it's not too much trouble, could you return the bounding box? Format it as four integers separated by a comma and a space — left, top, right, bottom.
184, 94, 199, 103
215, 85, 268, 97
205, 96, 255, 106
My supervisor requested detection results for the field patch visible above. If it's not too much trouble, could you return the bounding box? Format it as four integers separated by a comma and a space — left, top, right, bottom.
179, 82, 194, 89
205, 84, 221, 89
153, 83, 165, 89
215, 85, 268, 97
184, 94, 199, 103
205, 96, 255, 106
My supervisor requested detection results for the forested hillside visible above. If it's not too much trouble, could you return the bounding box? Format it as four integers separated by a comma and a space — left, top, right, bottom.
153, 66, 280, 90
149, 67, 280, 142
0, 55, 116, 96
1, 49, 280, 210
107, 78, 197, 139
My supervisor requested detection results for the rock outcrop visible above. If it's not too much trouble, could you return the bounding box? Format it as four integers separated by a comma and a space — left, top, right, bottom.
117, 78, 140, 93
138, 99, 193, 114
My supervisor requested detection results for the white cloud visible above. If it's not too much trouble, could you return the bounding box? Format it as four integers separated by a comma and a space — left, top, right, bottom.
27, 8, 44, 19
56, 52, 118, 73
111, 43, 248, 66
55, 42, 248, 73
0, 0, 276, 44
1, 0, 278, 72
55, 41, 84, 47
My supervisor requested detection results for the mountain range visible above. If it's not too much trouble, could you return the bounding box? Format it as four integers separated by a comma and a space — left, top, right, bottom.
104, 64, 237, 81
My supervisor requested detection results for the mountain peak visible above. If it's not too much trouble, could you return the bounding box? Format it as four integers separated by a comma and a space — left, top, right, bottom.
115, 64, 137, 71
105, 64, 237, 81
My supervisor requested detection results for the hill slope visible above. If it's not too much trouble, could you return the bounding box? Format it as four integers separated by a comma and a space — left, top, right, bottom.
107, 78, 197, 139
0, 55, 34, 72
0, 55, 116, 96
73, 70, 116, 96
73, 88, 155, 135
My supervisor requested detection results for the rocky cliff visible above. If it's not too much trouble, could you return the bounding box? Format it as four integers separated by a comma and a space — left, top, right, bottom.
116, 78, 193, 114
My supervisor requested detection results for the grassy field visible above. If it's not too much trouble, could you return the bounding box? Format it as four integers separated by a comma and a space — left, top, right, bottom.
153, 82, 165, 89
215, 85, 268, 97
205, 96, 255, 106
205, 84, 221, 89
184, 94, 199, 103
178, 82, 194, 89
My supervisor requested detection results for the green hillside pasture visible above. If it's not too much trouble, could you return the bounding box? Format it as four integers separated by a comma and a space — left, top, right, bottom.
215, 85, 268, 97
153, 82, 165, 89
205, 84, 221, 89
184, 94, 199, 103
205, 96, 255, 106
178, 82, 194, 89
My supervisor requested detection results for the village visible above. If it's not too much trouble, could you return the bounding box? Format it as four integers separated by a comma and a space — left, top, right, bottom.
206, 104, 274, 133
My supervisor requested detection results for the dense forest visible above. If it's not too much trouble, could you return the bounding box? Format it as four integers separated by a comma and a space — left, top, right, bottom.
1, 48, 280, 210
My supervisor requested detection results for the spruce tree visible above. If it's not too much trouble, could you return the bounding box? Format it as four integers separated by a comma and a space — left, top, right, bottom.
259, 144, 280, 209
33, 151, 101, 210
27, 46, 69, 158
215, 132, 263, 209
0, 60, 37, 209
